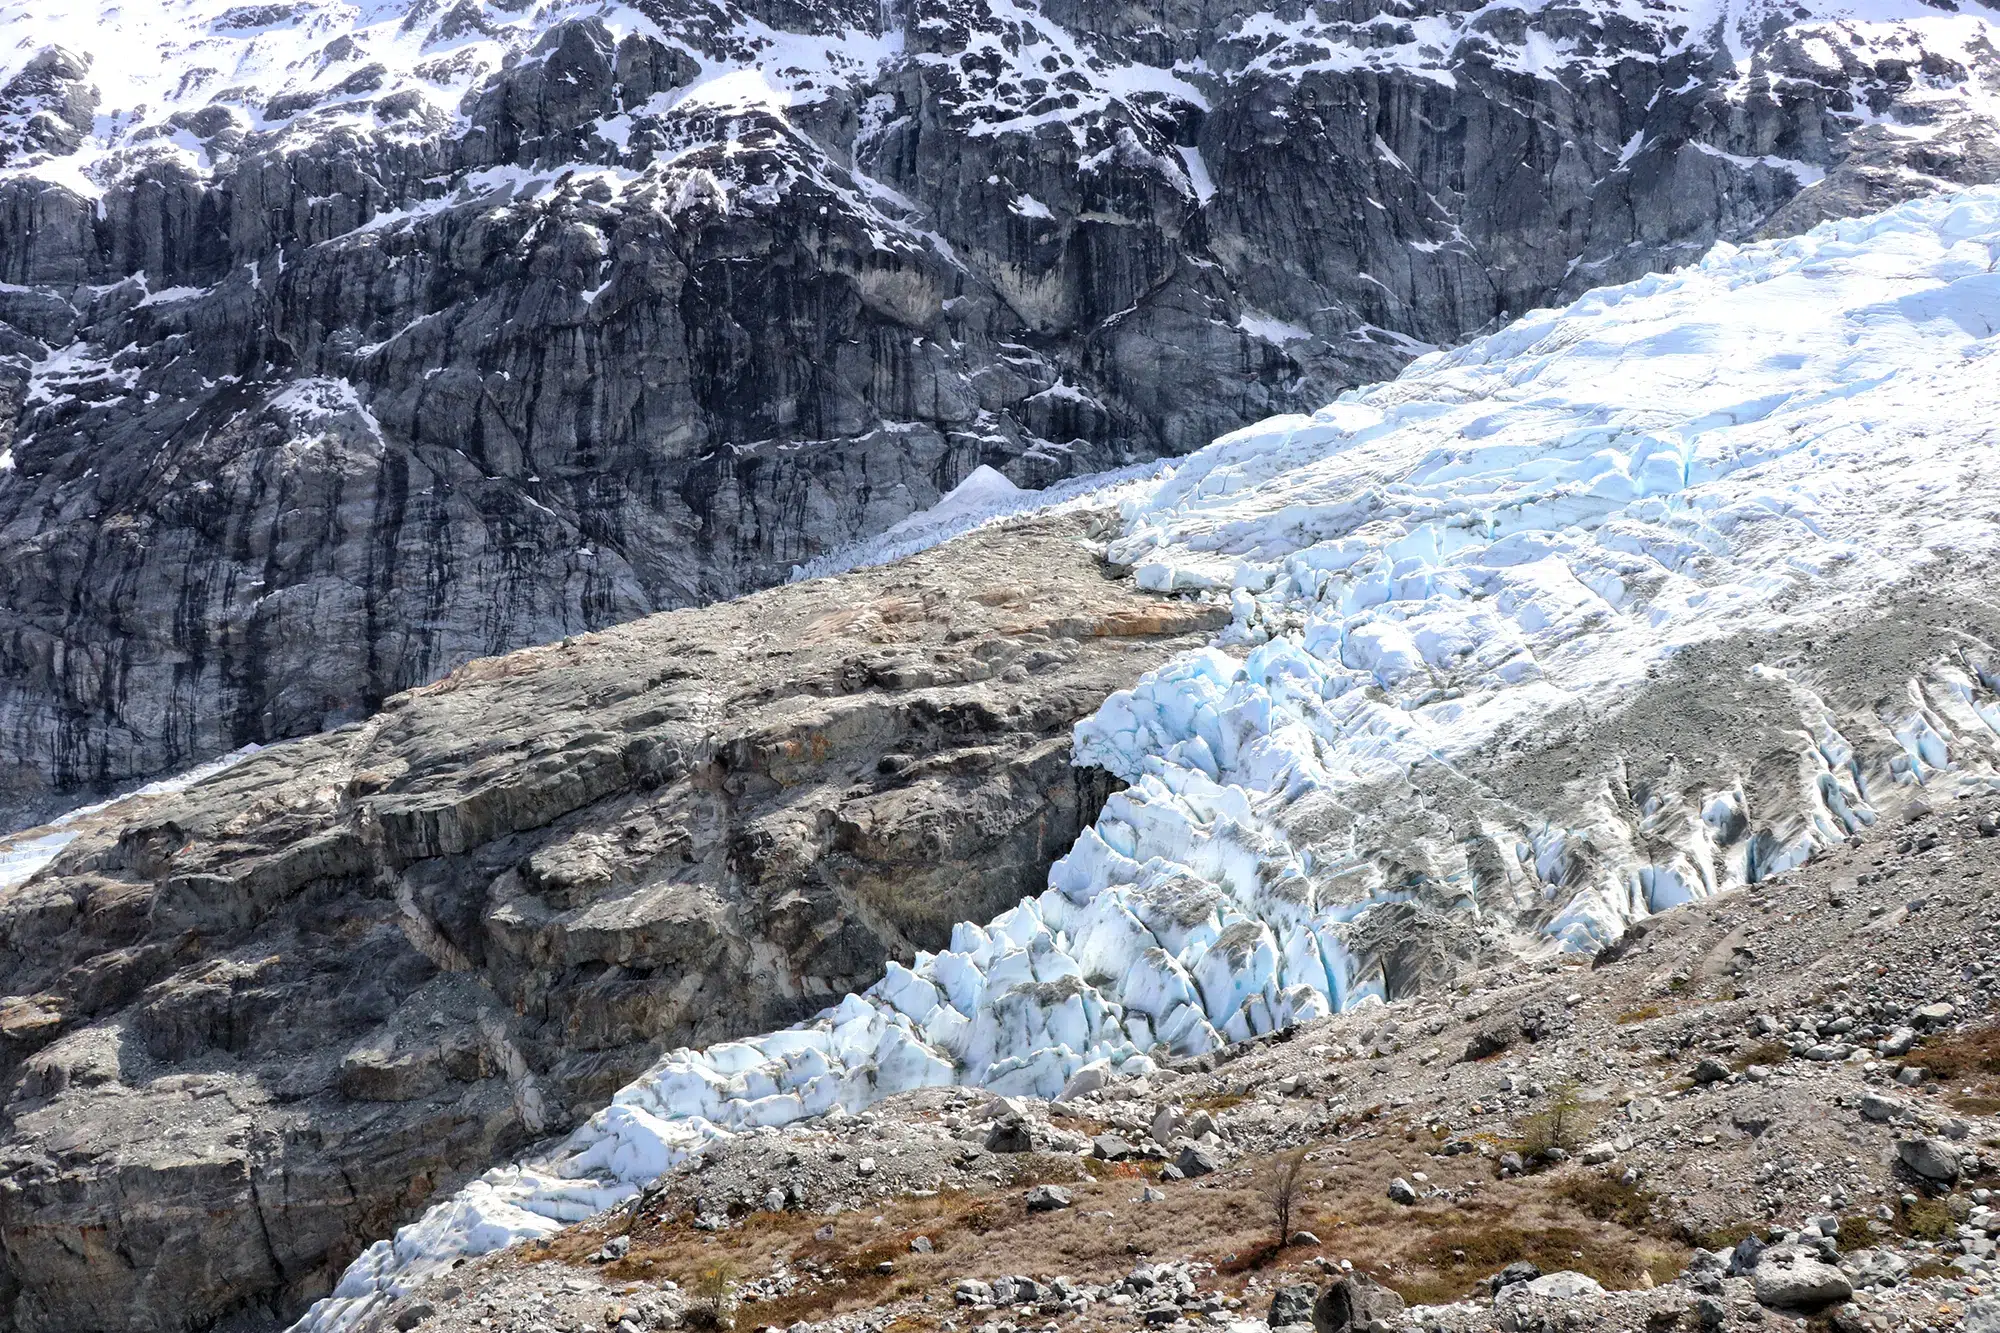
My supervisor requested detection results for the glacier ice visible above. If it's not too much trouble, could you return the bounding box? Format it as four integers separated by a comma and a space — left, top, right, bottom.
294, 186, 2000, 1329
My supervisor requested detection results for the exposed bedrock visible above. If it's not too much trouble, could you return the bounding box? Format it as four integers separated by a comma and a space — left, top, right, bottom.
0, 514, 1226, 1332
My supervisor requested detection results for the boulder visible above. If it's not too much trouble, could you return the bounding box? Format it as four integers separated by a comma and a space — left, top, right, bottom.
1512, 1272, 1606, 1301
1311, 1275, 1407, 1333
1751, 1246, 1853, 1310
1858, 1092, 1900, 1122
1175, 1145, 1220, 1178
1896, 1137, 1961, 1183
985, 1119, 1035, 1154
1269, 1284, 1317, 1326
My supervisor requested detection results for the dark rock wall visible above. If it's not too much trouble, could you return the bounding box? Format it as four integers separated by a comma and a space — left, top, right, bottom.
1, 0, 1996, 822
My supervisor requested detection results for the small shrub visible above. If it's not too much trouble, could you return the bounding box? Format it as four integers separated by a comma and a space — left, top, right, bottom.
1733, 1041, 1791, 1071
1556, 1175, 1655, 1231
1903, 1198, 1954, 1242
1835, 1215, 1875, 1253
688, 1260, 739, 1330
1262, 1146, 1310, 1247
1519, 1079, 1592, 1157
1617, 1004, 1665, 1025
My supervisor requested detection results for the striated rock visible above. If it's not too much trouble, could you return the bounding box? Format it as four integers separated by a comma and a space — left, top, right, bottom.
0, 513, 1222, 1332
5, 0, 2000, 820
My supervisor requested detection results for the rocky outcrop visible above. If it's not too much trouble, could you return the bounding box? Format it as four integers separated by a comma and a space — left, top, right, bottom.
0, 512, 1225, 1332
3, 0, 1999, 820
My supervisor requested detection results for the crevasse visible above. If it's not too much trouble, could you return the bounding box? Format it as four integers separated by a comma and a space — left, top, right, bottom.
293, 185, 2000, 1330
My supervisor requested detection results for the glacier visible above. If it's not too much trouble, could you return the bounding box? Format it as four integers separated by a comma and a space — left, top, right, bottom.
293, 185, 2000, 1330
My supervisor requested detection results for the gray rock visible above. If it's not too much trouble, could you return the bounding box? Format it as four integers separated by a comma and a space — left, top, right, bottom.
1311, 1275, 1407, 1333
1058, 1064, 1110, 1102
985, 1119, 1035, 1154
1269, 1284, 1317, 1326
1024, 1184, 1073, 1212
1858, 1092, 1901, 1123
11, 0, 1996, 832
1093, 1133, 1137, 1161
1174, 1145, 1220, 1178
0, 518, 1223, 1331
1879, 1026, 1919, 1056
393, 1306, 438, 1333
1513, 1272, 1606, 1301
1579, 1141, 1617, 1165
1489, 1261, 1541, 1294
1729, 1236, 1769, 1276
1750, 1246, 1854, 1310
1913, 1002, 1956, 1026
1693, 1057, 1733, 1084
1841, 1248, 1910, 1289
1387, 1177, 1419, 1205
1896, 1137, 1961, 1182
1966, 1295, 2000, 1333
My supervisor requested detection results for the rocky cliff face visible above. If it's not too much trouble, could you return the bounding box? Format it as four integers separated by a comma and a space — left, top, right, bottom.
2, 0, 1997, 822
0, 512, 1226, 1331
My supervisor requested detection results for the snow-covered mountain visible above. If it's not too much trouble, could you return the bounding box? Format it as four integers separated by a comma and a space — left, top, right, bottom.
292, 181, 2000, 1333
3, 0, 1998, 828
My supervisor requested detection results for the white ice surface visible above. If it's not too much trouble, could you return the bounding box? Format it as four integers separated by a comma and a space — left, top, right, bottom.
787, 458, 1171, 583
298, 185, 2000, 1329
0, 744, 263, 891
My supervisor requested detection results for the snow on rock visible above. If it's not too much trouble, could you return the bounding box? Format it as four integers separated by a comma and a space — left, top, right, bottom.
294, 186, 2000, 1330
786, 459, 1169, 582
0, 744, 264, 889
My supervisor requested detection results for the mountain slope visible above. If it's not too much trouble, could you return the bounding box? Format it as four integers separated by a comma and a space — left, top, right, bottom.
5, 179, 1977, 1332
3, 0, 1999, 824
0, 514, 1223, 1332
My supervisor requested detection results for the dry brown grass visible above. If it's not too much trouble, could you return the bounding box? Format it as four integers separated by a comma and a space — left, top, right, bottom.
511, 1128, 1687, 1327
1616, 1003, 1667, 1025
1184, 1090, 1251, 1113
1733, 1040, 1792, 1072
1904, 1022, 2000, 1116
1373, 1203, 1683, 1305
1553, 1175, 1656, 1231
